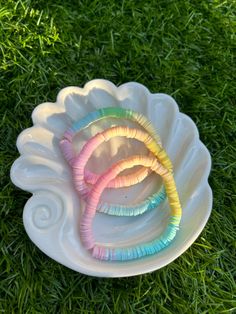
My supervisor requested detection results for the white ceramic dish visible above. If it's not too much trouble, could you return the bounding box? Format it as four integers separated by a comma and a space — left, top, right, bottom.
10, 79, 212, 277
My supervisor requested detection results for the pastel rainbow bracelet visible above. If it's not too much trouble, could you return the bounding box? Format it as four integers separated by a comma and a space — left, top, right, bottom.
60, 107, 173, 188
72, 126, 169, 216
77, 155, 182, 261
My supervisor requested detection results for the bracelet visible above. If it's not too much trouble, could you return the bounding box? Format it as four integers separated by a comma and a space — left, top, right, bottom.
72, 126, 170, 216
79, 155, 182, 261
73, 125, 171, 198
60, 107, 173, 189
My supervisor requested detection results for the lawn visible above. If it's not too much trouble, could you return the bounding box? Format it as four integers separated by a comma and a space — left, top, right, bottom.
0, 0, 236, 313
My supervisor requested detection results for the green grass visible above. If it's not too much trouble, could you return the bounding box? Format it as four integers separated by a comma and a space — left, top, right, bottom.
0, 0, 236, 313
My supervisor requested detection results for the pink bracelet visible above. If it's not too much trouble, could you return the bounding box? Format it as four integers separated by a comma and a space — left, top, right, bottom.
77, 155, 182, 261
72, 126, 171, 200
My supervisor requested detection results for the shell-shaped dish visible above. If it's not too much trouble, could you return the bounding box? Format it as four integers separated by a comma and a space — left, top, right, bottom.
10, 79, 212, 277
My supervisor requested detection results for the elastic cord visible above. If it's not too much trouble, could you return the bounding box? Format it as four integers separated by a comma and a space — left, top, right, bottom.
79, 155, 182, 261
